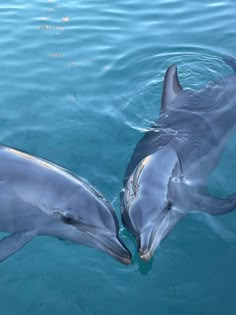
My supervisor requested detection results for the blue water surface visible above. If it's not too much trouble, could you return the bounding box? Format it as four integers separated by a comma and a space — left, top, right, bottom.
0, 0, 236, 314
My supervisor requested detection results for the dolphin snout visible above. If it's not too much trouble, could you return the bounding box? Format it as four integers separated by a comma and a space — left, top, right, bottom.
138, 214, 171, 261
139, 250, 153, 261
138, 226, 157, 261
99, 234, 132, 265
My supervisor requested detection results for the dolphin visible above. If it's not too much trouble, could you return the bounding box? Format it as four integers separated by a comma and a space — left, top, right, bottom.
121, 56, 236, 261
0, 145, 131, 264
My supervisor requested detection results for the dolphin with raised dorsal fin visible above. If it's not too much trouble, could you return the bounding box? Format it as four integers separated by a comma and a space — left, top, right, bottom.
121, 56, 236, 261
0, 145, 131, 264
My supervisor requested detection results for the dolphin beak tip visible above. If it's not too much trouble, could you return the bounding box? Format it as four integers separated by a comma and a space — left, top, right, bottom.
139, 249, 153, 261
116, 246, 132, 265
121, 256, 132, 265
110, 249, 132, 265
103, 236, 132, 265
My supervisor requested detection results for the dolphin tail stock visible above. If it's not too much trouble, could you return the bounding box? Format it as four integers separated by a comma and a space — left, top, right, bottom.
223, 55, 236, 73
198, 192, 236, 216
0, 230, 37, 262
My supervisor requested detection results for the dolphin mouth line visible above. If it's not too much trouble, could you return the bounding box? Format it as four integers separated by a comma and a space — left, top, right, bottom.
101, 241, 131, 265
69, 223, 131, 264
85, 230, 131, 265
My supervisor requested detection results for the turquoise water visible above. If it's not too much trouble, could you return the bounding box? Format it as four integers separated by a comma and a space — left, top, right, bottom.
0, 0, 236, 314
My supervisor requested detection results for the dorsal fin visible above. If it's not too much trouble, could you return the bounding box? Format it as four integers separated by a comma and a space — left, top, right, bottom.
161, 64, 183, 111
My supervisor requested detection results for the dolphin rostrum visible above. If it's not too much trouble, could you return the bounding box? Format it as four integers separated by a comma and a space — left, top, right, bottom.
0, 145, 131, 264
121, 56, 236, 261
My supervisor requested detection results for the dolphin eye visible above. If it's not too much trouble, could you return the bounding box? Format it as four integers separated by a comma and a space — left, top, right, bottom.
62, 215, 76, 225
167, 201, 172, 211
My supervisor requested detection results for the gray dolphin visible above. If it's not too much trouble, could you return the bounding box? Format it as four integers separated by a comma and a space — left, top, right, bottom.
0, 145, 131, 264
121, 56, 236, 261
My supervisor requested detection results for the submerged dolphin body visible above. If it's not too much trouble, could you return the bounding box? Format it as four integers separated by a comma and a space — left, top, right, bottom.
121, 56, 236, 261
0, 146, 131, 264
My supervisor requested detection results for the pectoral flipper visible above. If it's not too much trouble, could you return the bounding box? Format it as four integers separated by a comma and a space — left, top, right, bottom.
0, 230, 37, 262
199, 192, 236, 215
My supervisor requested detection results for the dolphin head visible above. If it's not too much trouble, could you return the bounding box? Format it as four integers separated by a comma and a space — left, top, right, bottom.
122, 146, 183, 261
46, 179, 131, 264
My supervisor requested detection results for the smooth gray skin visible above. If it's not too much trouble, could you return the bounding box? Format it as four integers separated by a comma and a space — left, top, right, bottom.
0, 146, 131, 264
121, 56, 236, 261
